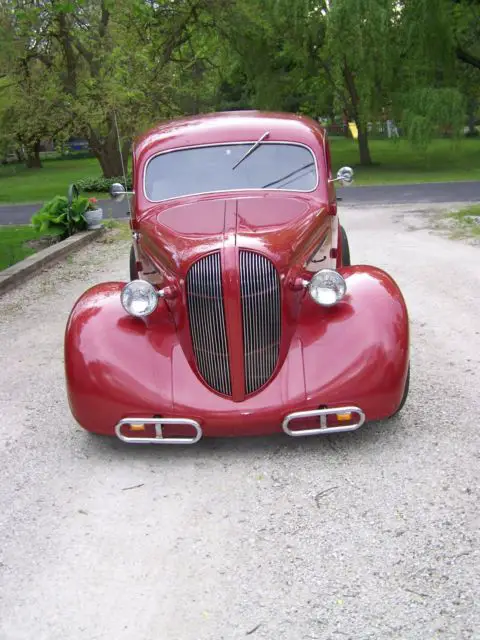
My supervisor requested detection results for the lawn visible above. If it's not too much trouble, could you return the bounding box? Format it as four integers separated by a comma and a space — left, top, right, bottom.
0, 225, 48, 270
330, 137, 480, 185
0, 156, 103, 205
0, 138, 479, 205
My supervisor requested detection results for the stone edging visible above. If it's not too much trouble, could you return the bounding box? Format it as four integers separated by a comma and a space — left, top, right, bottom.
0, 228, 105, 296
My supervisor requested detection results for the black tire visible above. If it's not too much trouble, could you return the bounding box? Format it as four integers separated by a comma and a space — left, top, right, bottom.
341, 225, 351, 266
129, 245, 138, 280
391, 365, 410, 417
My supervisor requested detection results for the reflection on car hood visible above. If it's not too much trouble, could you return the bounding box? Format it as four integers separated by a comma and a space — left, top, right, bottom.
138, 193, 329, 275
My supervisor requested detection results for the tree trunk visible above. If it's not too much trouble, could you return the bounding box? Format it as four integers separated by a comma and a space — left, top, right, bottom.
25, 140, 42, 169
356, 122, 372, 166
88, 124, 130, 178
342, 60, 373, 165
466, 98, 478, 137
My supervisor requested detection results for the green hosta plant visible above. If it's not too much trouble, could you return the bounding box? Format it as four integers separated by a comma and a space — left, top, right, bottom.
31, 194, 94, 238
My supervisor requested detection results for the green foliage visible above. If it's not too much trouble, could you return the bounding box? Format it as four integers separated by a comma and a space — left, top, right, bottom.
76, 174, 132, 192
326, 0, 396, 124
30, 194, 93, 237
1, 0, 479, 176
402, 88, 466, 150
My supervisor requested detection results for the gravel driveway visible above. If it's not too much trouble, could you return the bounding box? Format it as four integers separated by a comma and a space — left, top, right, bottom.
0, 206, 478, 640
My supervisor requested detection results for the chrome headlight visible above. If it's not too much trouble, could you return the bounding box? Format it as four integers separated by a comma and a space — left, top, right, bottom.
121, 280, 158, 317
308, 269, 346, 306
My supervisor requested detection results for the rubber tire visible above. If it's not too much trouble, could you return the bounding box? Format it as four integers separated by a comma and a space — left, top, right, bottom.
129, 245, 138, 280
390, 365, 410, 417
341, 225, 351, 266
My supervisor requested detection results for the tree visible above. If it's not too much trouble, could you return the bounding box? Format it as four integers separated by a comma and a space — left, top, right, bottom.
1, 0, 219, 177
0, 1, 72, 168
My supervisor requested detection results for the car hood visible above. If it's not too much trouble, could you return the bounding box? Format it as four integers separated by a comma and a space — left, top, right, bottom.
138, 193, 329, 276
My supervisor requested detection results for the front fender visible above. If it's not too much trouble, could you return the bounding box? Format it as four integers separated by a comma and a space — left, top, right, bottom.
298, 265, 409, 418
64, 282, 177, 433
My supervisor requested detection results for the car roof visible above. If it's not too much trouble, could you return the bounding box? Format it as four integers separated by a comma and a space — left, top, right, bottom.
133, 110, 326, 164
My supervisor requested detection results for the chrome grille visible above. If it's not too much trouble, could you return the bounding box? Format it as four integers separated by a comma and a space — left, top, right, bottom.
186, 253, 232, 396
240, 251, 281, 394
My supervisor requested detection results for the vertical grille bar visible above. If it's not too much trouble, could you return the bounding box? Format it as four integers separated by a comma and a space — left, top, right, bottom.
186, 253, 232, 396
240, 251, 281, 394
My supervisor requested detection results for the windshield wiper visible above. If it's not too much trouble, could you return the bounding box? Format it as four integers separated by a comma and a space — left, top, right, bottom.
261, 162, 315, 188
232, 131, 270, 170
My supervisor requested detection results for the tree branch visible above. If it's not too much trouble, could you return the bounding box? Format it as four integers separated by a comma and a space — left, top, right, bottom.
456, 45, 480, 70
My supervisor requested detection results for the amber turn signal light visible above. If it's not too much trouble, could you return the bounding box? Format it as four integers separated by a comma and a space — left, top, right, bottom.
129, 423, 146, 431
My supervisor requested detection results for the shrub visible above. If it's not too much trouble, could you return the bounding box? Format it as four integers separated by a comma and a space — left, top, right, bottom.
76, 174, 132, 192
31, 194, 97, 238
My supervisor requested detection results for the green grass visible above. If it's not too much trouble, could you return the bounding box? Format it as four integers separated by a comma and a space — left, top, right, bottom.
0, 156, 103, 205
330, 137, 480, 185
0, 225, 48, 270
0, 138, 479, 205
446, 203, 480, 237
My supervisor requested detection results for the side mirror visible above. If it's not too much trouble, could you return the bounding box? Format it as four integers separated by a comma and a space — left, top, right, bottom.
336, 166, 354, 185
109, 182, 134, 201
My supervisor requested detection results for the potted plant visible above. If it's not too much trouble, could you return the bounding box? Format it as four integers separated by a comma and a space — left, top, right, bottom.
83, 197, 103, 230
31, 185, 104, 238
31, 194, 88, 238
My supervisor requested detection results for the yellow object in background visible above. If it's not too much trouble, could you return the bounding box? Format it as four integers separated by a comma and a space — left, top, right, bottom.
348, 122, 358, 140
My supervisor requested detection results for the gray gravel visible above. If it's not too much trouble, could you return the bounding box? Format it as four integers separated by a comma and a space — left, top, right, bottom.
0, 209, 479, 640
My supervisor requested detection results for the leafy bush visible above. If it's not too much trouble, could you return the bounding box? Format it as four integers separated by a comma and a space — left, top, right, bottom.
76, 174, 132, 192
31, 194, 97, 238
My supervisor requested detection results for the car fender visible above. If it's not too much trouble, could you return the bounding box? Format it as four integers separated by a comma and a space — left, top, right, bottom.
297, 265, 410, 419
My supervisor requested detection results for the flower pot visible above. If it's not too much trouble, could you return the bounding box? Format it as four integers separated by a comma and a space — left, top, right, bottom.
85, 207, 103, 230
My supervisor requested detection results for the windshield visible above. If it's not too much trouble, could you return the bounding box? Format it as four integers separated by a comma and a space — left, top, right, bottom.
144, 142, 317, 201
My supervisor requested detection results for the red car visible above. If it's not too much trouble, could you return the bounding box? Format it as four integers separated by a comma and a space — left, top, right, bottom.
65, 111, 410, 444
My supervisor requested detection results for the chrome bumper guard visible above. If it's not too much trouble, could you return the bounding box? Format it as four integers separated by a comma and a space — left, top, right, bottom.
282, 406, 365, 437
115, 418, 202, 445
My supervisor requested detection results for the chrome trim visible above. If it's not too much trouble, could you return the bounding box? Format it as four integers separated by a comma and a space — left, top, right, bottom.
282, 406, 365, 437
142, 141, 320, 204
240, 250, 281, 394
115, 418, 202, 444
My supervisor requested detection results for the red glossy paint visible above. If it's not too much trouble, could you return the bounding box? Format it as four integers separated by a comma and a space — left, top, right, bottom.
64, 110, 410, 439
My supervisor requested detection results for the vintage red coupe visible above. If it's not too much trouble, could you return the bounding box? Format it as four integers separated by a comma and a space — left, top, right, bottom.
64, 111, 410, 444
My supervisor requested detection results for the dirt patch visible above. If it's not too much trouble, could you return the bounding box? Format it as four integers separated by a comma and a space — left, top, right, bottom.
387, 202, 480, 247
24, 235, 61, 251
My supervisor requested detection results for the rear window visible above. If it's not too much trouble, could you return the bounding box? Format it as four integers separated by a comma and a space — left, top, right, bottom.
144, 142, 317, 201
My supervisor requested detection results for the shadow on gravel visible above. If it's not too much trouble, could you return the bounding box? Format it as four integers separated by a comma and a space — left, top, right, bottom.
77, 414, 408, 465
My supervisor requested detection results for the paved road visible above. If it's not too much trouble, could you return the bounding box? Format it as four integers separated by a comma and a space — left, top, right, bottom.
0, 206, 479, 639
1, 181, 480, 224
338, 180, 480, 205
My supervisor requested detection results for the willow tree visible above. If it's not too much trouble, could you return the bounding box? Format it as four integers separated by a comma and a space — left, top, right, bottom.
324, 0, 399, 165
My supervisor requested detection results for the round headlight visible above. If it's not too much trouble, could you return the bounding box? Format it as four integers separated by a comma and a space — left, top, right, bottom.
308, 269, 346, 306
121, 280, 158, 317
